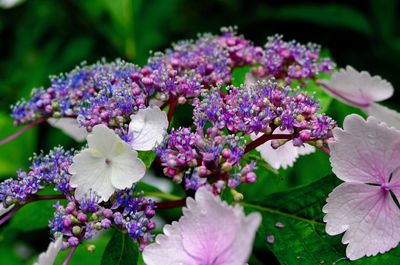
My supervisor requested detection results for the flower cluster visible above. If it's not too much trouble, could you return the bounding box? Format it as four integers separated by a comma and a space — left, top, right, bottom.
11, 29, 334, 128
0, 147, 74, 207
11, 60, 147, 132
50, 189, 156, 250
249, 34, 334, 84
194, 81, 336, 145
156, 127, 256, 193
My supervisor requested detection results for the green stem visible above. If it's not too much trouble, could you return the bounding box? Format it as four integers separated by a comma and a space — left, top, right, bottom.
241, 202, 324, 226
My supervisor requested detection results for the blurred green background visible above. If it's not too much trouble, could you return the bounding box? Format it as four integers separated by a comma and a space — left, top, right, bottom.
0, 0, 399, 264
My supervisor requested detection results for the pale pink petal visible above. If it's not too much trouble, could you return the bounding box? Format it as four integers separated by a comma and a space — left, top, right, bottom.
129, 106, 168, 151
180, 188, 241, 263
33, 236, 63, 265
142, 222, 194, 265
363, 102, 400, 130
323, 183, 400, 260
143, 188, 261, 265
213, 210, 261, 265
320, 66, 394, 107
251, 131, 315, 170
329, 114, 400, 183
48, 118, 88, 142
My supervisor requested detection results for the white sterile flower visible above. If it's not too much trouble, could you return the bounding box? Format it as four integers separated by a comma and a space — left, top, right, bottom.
48, 118, 88, 142
251, 129, 315, 170
33, 236, 63, 265
128, 106, 168, 151
69, 124, 145, 202
0, 204, 14, 217
323, 114, 400, 260
320, 65, 394, 108
143, 187, 261, 265
0, 0, 24, 9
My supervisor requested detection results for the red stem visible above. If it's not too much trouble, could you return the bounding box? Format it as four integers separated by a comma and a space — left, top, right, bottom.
0, 194, 66, 226
167, 99, 178, 123
0, 118, 46, 146
155, 199, 186, 209
160, 101, 169, 110
245, 134, 293, 153
319, 145, 331, 155
62, 245, 77, 265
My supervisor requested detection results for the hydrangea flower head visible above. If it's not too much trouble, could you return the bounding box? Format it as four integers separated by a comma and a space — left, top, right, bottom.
143, 187, 261, 265
323, 114, 400, 260
69, 124, 146, 201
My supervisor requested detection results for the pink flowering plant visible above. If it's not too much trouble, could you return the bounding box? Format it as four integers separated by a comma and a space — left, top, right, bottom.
2, 27, 400, 265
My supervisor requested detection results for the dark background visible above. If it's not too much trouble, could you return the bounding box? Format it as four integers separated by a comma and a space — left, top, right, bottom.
0, 0, 399, 264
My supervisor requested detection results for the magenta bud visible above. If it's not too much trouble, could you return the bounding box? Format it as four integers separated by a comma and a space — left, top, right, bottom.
245, 172, 257, 183
62, 216, 72, 227
103, 209, 113, 218
101, 219, 112, 229
145, 208, 156, 218
221, 148, 232, 159
147, 221, 156, 230
77, 213, 87, 223
68, 237, 79, 246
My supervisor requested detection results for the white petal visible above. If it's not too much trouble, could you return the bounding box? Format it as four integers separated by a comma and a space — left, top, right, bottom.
0, 204, 14, 217
110, 147, 145, 190
251, 130, 315, 170
142, 222, 194, 265
87, 124, 121, 157
33, 236, 63, 265
69, 149, 114, 201
363, 102, 400, 130
320, 66, 394, 107
323, 183, 400, 260
329, 114, 400, 183
128, 106, 168, 151
48, 118, 88, 142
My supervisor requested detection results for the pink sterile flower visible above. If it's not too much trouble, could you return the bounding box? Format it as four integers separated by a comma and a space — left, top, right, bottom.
251, 129, 315, 170
320, 66, 400, 129
142, 187, 261, 265
323, 114, 400, 260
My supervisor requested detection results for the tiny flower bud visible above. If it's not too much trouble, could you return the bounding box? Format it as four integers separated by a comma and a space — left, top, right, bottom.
72, 226, 81, 236
87, 245, 96, 253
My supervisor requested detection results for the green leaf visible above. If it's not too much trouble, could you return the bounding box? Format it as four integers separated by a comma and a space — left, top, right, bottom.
304, 79, 333, 113
232, 66, 252, 86
101, 230, 139, 265
244, 175, 400, 264
257, 4, 372, 37
137, 151, 156, 169
9, 200, 55, 231
0, 112, 37, 177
